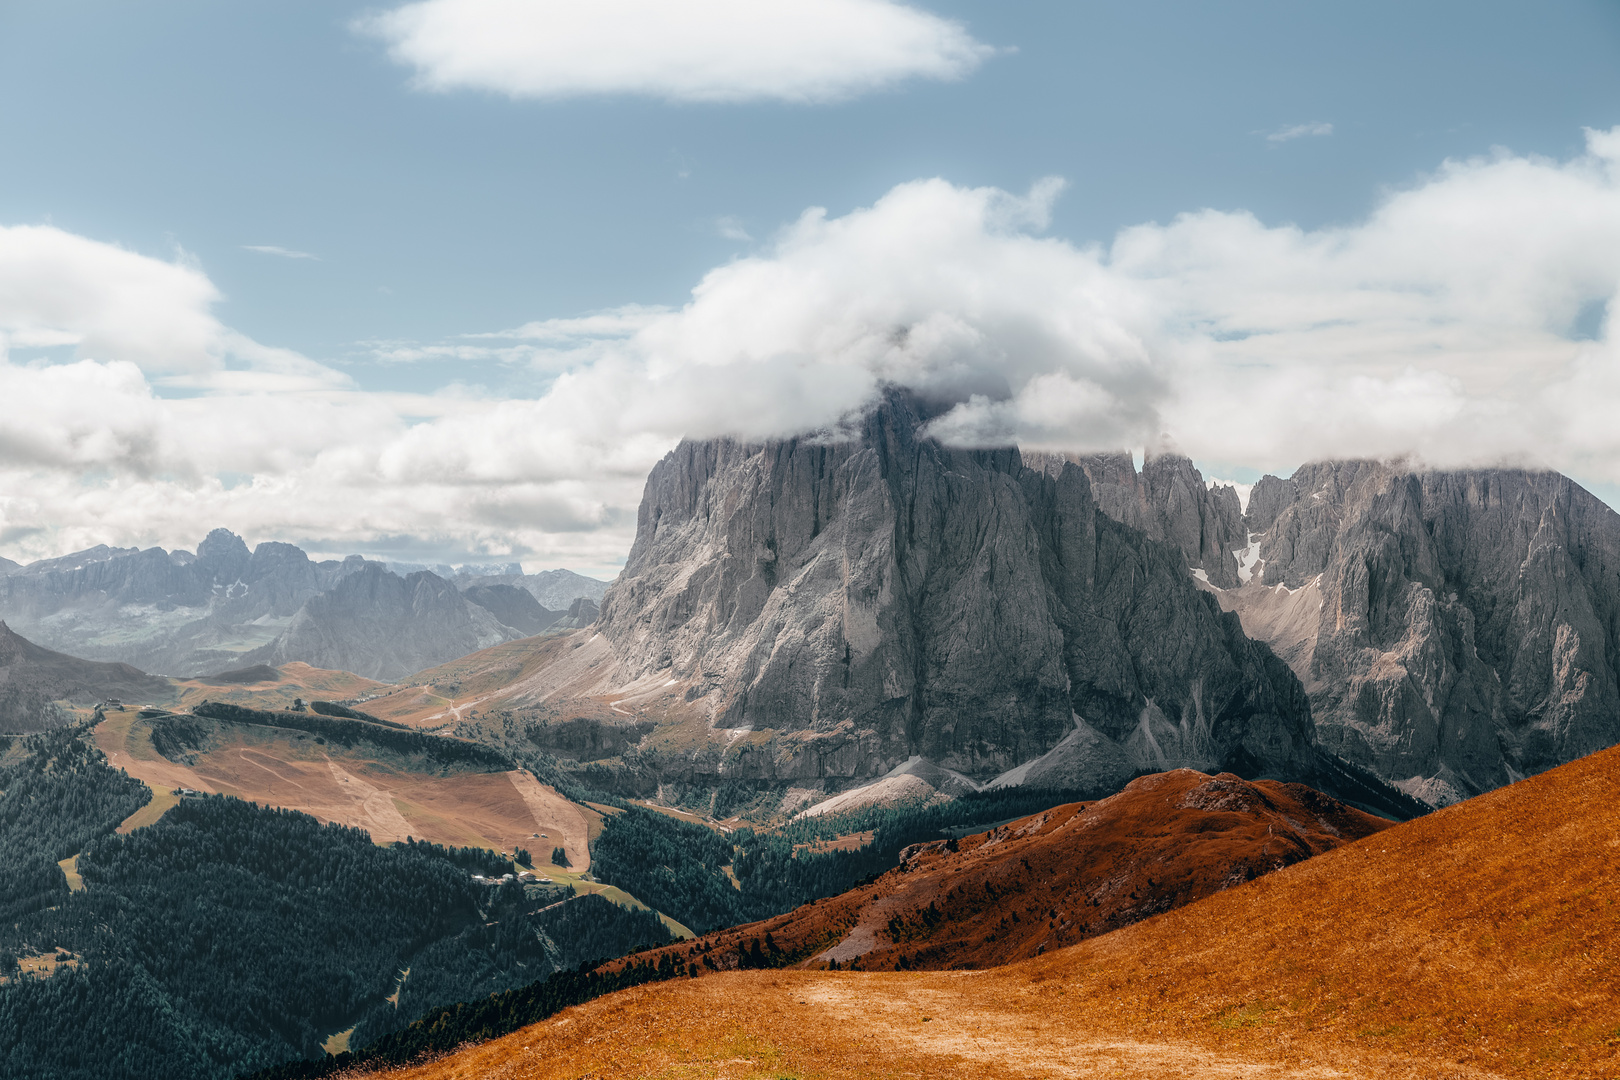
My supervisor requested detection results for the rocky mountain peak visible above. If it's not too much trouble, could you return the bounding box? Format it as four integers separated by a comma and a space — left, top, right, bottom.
597, 392, 1315, 791
196, 528, 252, 583
1024, 449, 1248, 588
1144, 458, 1620, 806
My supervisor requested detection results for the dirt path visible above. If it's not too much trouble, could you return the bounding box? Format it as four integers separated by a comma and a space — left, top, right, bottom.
322, 756, 418, 843
798, 975, 1350, 1079
369, 968, 1386, 1080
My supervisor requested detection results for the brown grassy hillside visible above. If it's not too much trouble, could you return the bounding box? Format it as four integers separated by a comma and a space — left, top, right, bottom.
361, 743, 1620, 1080
94, 709, 591, 864
600, 769, 1391, 978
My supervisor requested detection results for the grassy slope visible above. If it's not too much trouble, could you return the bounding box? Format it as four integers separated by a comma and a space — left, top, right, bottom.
170, 661, 387, 712
363, 742, 1620, 1080
94, 706, 695, 940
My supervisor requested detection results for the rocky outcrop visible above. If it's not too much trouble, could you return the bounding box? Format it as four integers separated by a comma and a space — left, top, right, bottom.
248, 564, 519, 681
1027, 451, 1248, 587
0, 622, 172, 732
552, 597, 600, 630
597, 394, 1314, 792
1193, 462, 1620, 805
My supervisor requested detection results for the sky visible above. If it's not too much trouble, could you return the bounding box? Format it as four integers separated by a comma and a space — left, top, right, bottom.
2, 0, 1620, 577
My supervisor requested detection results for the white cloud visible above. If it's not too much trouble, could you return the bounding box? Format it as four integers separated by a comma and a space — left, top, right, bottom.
0, 224, 225, 372
243, 245, 319, 260
1267, 121, 1333, 142
356, 0, 995, 104
9, 130, 1620, 575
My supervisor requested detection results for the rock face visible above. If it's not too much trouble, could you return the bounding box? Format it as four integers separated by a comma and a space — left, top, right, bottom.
1027, 451, 1248, 587
1215, 462, 1620, 805
597, 394, 1314, 790
0, 622, 171, 732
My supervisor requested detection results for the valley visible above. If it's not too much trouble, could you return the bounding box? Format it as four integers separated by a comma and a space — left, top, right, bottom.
5, 414, 1620, 1080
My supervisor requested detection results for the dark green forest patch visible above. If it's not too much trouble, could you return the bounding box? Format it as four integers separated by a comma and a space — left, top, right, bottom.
0, 791, 671, 1080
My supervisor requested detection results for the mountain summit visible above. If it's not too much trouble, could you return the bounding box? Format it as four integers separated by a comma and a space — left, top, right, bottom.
597, 393, 1316, 793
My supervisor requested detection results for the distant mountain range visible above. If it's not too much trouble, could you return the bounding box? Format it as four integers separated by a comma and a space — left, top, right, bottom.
0, 531, 608, 681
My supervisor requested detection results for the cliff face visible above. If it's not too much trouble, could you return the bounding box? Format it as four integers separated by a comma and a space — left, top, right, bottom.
597, 395, 1313, 788
1027, 452, 1248, 588
1226, 463, 1620, 804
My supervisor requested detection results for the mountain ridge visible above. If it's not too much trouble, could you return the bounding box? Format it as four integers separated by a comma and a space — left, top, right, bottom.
0, 531, 609, 680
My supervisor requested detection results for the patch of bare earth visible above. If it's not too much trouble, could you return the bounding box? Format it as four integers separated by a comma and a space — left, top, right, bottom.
94, 714, 588, 857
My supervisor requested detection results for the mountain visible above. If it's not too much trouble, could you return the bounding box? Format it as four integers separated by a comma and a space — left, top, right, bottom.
508, 569, 611, 610
0, 529, 375, 675
333, 739, 1620, 1080
0, 530, 602, 680
596, 392, 1316, 796
0, 622, 171, 732
245, 563, 522, 681
461, 583, 562, 636
1190, 461, 1620, 806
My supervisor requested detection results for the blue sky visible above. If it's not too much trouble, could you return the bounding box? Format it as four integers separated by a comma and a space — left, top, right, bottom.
2, 1, 1620, 572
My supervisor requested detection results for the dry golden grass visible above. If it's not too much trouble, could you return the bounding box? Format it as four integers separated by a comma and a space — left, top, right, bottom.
363, 745, 1620, 1080
94, 711, 591, 861
171, 662, 387, 713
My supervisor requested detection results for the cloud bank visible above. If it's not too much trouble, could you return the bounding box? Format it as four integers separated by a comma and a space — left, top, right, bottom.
357, 0, 994, 103
5, 130, 1620, 571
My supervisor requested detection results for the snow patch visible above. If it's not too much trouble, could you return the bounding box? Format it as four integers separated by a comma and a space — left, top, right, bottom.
1236, 531, 1264, 584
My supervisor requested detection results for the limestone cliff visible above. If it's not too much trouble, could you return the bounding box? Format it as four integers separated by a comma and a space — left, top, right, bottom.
1026, 451, 1248, 587
1194, 462, 1620, 805
596, 395, 1314, 791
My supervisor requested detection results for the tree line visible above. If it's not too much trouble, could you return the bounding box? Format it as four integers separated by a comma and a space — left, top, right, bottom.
0, 775, 670, 1080
0, 724, 150, 921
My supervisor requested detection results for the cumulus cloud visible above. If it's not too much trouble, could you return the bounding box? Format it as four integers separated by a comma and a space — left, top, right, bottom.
0, 225, 225, 372
1266, 121, 1333, 142
8, 129, 1620, 573
356, 0, 995, 103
